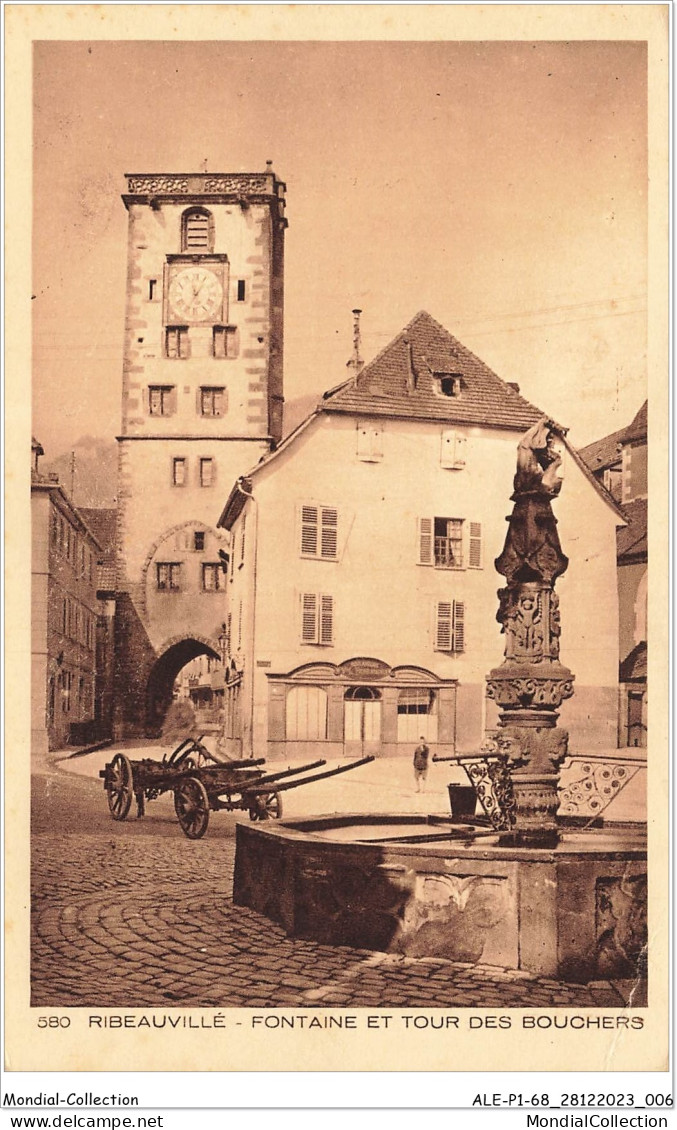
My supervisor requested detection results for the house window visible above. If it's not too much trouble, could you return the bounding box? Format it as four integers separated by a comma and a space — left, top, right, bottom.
200, 457, 214, 487
202, 563, 224, 591
156, 563, 182, 591
440, 429, 467, 469
300, 593, 334, 645
149, 385, 175, 416
417, 517, 480, 569
237, 279, 246, 302
172, 457, 187, 486
286, 686, 328, 740
300, 505, 338, 559
356, 424, 383, 462
165, 326, 189, 359
213, 326, 237, 359
434, 373, 463, 397
194, 531, 205, 551
397, 688, 438, 743
181, 207, 214, 253
434, 600, 465, 653
200, 386, 226, 416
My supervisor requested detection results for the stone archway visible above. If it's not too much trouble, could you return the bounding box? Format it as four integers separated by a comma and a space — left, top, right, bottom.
145, 635, 221, 736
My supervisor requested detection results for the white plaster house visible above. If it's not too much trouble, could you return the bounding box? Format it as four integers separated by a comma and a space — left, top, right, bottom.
218, 312, 624, 761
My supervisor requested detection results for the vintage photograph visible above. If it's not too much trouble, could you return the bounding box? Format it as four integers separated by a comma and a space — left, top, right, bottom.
7, 5, 668, 1075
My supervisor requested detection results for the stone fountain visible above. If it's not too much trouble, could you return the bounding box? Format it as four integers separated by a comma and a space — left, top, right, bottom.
233, 421, 647, 984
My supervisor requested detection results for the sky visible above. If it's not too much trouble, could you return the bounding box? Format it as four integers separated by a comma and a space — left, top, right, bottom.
32, 38, 648, 458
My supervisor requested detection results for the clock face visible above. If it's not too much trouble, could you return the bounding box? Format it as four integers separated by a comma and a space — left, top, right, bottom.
168, 266, 223, 323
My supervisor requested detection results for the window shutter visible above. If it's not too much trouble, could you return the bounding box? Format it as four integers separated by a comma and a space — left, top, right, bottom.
240, 513, 246, 564
418, 517, 434, 565
468, 522, 483, 569
320, 508, 338, 558
319, 594, 334, 645
452, 601, 466, 652
440, 429, 456, 469
453, 435, 467, 468
357, 425, 383, 461
300, 506, 319, 556
301, 593, 318, 643
435, 601, 453, 651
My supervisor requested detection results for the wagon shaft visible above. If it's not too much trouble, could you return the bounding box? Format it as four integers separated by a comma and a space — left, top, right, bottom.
244, 755, 375, 797
241, 759, 326, 791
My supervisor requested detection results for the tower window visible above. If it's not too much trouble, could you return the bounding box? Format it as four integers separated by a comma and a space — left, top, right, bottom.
213, 326, 237, 359
148, 279, 158, 301
200, 458, 214, 487
149, 385, 176, 416
181, 208, 214, 253
237, 279, 246, 302
172, 457, 187, 486
165, 326, 189, 359
200, 387, 226, 416
157, 563, 182, 592
202, 563, 224, 591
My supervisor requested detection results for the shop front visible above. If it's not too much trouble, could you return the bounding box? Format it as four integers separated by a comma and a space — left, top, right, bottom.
266, 657, 457, 760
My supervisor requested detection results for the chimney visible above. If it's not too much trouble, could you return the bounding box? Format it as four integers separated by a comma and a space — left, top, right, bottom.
346, 308, 364, 381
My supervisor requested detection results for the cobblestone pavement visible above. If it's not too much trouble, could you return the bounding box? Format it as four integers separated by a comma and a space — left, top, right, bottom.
31, 755, 635, 1010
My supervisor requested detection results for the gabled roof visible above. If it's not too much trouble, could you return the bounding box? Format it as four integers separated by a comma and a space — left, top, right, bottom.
578, 427, 626, 474
321, 311, 544, 430
78, 507, 116, 557
617, 497, 647, 562
579, 400, 647, 473
624, 400, 648, 444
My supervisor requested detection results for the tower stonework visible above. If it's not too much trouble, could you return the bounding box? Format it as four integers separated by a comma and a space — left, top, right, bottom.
114, 170, 287, 736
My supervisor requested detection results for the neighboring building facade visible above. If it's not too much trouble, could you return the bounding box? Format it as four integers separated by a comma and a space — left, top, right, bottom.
218, 311, 624, 761
31, 441, 102, 753
79, 507, 117, 741
581, 402, 648, 746
113, 169, 287, 736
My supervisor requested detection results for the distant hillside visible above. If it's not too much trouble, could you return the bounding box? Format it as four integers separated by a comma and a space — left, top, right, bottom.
41, 398, 321, 509
45, 436, 118, 509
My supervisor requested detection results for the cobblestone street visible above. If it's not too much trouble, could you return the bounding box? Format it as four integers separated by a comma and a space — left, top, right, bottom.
31, 750, 636, 1010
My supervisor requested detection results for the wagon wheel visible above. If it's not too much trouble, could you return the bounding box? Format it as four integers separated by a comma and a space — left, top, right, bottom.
174, 776, 210, 840
106, 753, 133, 821
249, 791, 283, 822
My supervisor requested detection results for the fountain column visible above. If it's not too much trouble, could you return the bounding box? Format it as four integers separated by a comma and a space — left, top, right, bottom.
486, 418, 574, 846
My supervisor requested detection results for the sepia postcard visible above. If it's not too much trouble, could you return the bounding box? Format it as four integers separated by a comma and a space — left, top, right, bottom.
4, 2, 670, 1083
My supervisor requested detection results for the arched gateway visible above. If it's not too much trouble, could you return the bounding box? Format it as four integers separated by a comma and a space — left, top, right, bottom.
145, 635, 221, 736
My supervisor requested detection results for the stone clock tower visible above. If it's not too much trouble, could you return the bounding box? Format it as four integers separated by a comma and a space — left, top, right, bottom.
114, 168, 287, 736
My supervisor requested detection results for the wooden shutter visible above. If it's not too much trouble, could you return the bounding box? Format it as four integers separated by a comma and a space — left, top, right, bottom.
301, 593, 318, 642
300, 505, 319, 556
452, 601, 466, 652
435, 601, 453, 651
440, 429, 456, 469
453, 435, 467, 468
468, 522, 483, 568
319, 594, 334, 645
357, 424, 383, 461
418, 517, 434, 565
320, 508, 338, 558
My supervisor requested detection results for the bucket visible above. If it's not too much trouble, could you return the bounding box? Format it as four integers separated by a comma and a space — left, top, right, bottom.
447, 784, 477, 820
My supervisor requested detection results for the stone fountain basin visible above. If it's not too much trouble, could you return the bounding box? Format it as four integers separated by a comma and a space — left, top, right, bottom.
233, 814, 647, 983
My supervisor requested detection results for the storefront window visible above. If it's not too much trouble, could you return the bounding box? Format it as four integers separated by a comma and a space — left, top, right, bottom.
286, 685, 328, 740
397, 687, 438, 743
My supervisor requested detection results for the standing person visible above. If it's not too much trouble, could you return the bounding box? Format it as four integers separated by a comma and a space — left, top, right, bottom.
413, 736, 430, 793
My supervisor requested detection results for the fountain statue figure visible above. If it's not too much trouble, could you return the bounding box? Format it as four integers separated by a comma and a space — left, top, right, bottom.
487, 417, 575, 845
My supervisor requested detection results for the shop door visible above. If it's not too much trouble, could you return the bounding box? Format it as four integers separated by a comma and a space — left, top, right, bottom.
344, 686, 382, 757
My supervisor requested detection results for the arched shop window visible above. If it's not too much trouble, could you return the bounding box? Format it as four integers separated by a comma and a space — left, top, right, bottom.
286, 685, 328, 740
397, 687, 438, 743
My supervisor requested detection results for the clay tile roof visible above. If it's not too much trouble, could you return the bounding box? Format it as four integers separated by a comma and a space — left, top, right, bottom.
624, 400, 648, 444
322, 310, 544, 430
617, 497, 647, 561
619, 640, 647, 682
78, 507, 116, 556
579, 428, 626, 474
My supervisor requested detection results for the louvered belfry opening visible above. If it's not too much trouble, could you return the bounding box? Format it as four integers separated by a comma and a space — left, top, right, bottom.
181, 207, 214, 253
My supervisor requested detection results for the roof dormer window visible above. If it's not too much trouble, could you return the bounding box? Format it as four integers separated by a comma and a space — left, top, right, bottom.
434, 373, 463, 397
